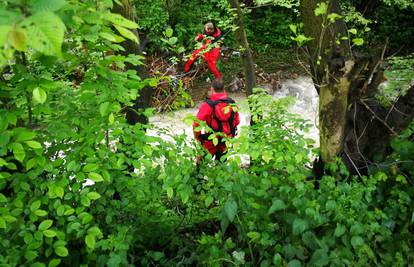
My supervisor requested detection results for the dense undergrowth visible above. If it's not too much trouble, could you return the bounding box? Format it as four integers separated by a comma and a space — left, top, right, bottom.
1, 0, 414, 266
1, 81, 414, 266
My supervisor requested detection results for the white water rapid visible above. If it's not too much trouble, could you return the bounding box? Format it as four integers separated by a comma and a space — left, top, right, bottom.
148, 76, 319, 147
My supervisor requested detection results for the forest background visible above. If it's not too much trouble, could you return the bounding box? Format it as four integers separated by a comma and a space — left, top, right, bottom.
1, 0, 414, 266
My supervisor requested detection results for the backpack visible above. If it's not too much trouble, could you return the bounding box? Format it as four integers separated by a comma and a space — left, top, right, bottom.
205, 97, 237, 137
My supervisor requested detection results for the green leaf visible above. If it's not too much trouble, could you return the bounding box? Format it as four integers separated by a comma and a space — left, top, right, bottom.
287, 259, 301, 267
24, 250, 38, 261
0, 217, 6, 229
334, 223, 346, 237
309, 249, 329, 266
178, 186, 190, 204
114, 25, 138, 43
81, 213, 93, 224
31, 262, 45, 267
99, 102, 110, 117
54, 246, 68, 257
9, 28, 27, 51
56, 205, 64, 216
87, 226, 102, 237
268, 199, 286, 214
24, 12, 66, 56
314, 2, 328, 16
24, 233, 33, 244
104, 13, 138, 29
0, 158, 7, 167
7, 113, 17, 126
351, 236, 364, 247
165, 27, 173, 37
5, 162, 17, 170
348, 28, 357, 35
81, 196, 91, 207
33, 87, 47, 104
99, 31, 125, 43
143, 145, 152, 156
26, 140, 42, 149
327, 13, 342, 23
88, 172, 104, 182
43, 229, 57, 238
38, 219, 53, 231
63, 208, 74, 216
350, 224, 364, 236
247, 231, 261, 241
289, 24, 297, 34
29, 0, 67, 13
352, 38, 364, 46
15, 130, 36, 142
292, 218, 307, 235
168, 37, 177, 45
30, 200, 42, 212
67, 161, 78, 172
108, 113, 114, 124
48, 259, 61, 267
12, 142, 25, 162
54, 186, 64, 199
26, 158, 37, 170
166, 187, 173, 198
0, 9, 20, 24
85, 234, 96, 249
396, 174, 407, 184
224, 199, 237, 222
325, 200, 336, 210
87, 192, 101, 200
34, 210, 48, 216
205, 195, 213, 207
0, 26, 12, 47
83, 163, 98, 172
292, 34, 313, 46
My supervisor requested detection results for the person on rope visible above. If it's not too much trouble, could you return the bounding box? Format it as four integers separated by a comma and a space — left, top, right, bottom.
184, 22, 222, 79
193, 79, 240, 162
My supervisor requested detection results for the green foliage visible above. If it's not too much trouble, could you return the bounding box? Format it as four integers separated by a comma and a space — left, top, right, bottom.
289, 23, 313, 47
134, 0, 234, 53
246, 6, 297, 50
377, 53, 414, 106
347, 0, 414, 51
382, 0, 414, 10
254, 0, 299, 9
1, 0, 414, 266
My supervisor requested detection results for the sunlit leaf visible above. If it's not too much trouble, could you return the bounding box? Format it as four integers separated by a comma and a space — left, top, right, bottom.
104, 13, 138, 29
23, 12, 66, 56
224, 199, 237, 222
114, 25, 138, 43
54, 246, 68, 257
85, 234, 95, 249
38, 219, 53, 231
33, 87, 47, 104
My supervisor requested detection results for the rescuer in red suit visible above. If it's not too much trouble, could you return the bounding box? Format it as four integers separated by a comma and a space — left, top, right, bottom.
184, 22, 222, 79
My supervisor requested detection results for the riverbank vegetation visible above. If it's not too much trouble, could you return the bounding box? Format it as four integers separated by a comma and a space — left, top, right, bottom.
1, 0, 413, 266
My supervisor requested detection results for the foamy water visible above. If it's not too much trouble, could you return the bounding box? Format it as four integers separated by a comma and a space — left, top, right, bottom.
148, 76, 319, 147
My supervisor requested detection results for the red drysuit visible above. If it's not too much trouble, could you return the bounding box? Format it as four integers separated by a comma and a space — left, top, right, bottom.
184, 28, 222, 78
193, 92, 240, 156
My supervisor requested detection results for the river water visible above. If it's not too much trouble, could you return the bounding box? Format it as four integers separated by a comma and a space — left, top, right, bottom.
148, 76, 319, 147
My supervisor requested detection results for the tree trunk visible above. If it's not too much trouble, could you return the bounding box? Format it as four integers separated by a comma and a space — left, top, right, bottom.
228, 0, 256, 96
300, 0, 414, 173
300, 0, 352, 163
113, 0, 153, 125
